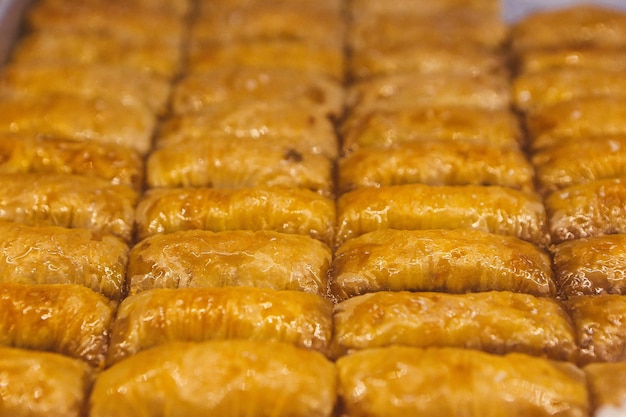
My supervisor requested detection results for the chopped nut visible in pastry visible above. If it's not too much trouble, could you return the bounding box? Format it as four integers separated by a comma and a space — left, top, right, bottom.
330, 229, 555, 300
565, 294, 626, 365
337, 141, 534, 194
337, 346, 588, 417
0, 346, 94, 417
336, 184, 549, 248
147, 138, 334, 197
134, 187, 336, 245
553, 235, 626, 297
545, 178, 626, 244
128, 230, 331, 296
0, 283, 114, 368
0, 135, 144, 190
0, 221, 128, 301
107, 287, 333, 364
332, 291, 576, 361
0, 173, 137, 242
0, 94, 156, 155
90, 340, 337, 417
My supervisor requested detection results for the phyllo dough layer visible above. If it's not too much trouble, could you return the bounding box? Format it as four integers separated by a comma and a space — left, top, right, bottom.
128, 230, 331, 295
90, 340, 337, 417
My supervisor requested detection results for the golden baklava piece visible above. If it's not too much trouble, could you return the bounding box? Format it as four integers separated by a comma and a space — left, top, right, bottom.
0, 283, 114, 368
585, 362, 626, 416
90, 341, 337, 417
337, 141, 534, 194
553, 234, 626, 297
340, 105, 522, 154
336, 184, 549, 247
0, 221, 128, 301
0, 135, 144, 190
566, 294, 626, 365
337, 347, 588, 417
545, 178, 626, 243
0, 347, 94, 417
107, 287, 333, 364
134, 187, 335, 245
330, 229, 555, 300
147, 138, 334, 196
332, 291, 576, 361
0, 173, 136, 242
128, 230, 331, 296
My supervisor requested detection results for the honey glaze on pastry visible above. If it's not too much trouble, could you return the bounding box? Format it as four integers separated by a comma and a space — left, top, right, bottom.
128, 230, 331, 296
90, 340, 337, 417
584, 362, 626, 416
107, 287, 333, 365
332, 291, 576, 361
0, 283, 114, 368
0, 221, 128, 301
0, 346, 95, 417
336, 346, 589, 417
330, 229, 555, 300
335, 184, 549, 248
134, 186, 336, 245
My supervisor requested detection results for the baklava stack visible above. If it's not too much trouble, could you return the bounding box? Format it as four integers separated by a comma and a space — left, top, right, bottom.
331, 1, 589, 416
511, 6, 626, 414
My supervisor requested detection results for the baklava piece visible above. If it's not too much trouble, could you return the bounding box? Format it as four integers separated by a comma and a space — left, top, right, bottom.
90, 341, 337, 417
107, 287, 333, 364
337, 141, 534, 194
330, 229, 555, 300
0, 347, 94, 417
337, 347, 588, 417
585, 362, 626, 417
0, 221, 128, 301
0, 283, 114, 368
332, 291, 576, 361
0, 173, 137, 242
553, 234, 626, 297
134, 186, 336, 245
336, 184, 549, 248
0, 135, 144, 190
128, 230, 331, 296
545, 178, 626, 244
146, 138, 334, 196
566, 294, 626, 365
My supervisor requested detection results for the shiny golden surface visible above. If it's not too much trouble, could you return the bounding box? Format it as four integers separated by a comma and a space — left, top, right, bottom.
332, 291, 576, 361
526, 97, 626, 151
532, 136, 626, 194
511, 5, 626, 52
330, 229, 555, 300
0, 283, 114, 368
336, 184, 549, 248
186, 39, 345, 81
171, 67, 344, 117
337, 347, 588, 417
10, 31, 182, 78
107, 287, 333, 364
337, 141, 534, 194
147, 138, 334, 196
134, 187, 336, 245
0, 173, 137, 242
0, 94, 156, 155
347, 72, 511, 113
545, 178, 626, 244
0, 347, 94, 417
566, 294, 626, 365
90, 341, 337, 417
553, 235, 626, 297
0, 135, 144, 189
0, 221, 128, 301
128, 230, 331, 296
156, 101, 338, 159
585, 362, 626, 413
341, 105, 522, 153
0, 62, 171, 114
